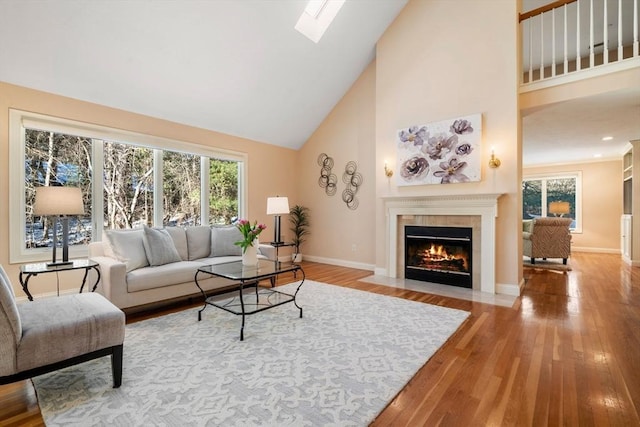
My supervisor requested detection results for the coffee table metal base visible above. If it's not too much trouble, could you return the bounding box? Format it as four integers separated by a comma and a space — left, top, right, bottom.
194, 262, 305, 341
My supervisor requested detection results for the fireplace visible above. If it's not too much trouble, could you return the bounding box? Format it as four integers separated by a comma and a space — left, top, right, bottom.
404, 225, 472, 288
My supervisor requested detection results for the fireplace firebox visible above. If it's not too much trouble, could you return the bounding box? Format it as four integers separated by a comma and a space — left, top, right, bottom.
404, 226, 472, 288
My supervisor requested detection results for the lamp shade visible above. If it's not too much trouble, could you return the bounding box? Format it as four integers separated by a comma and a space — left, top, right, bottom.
548, 201, 570, 215
266, 196, 290, 215
34, 187, 85, 216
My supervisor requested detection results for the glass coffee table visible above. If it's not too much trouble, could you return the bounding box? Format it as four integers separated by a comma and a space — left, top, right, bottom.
194, 260, 305, 341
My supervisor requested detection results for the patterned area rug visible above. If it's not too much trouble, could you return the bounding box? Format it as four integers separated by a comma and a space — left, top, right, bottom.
33, 280, 469, 426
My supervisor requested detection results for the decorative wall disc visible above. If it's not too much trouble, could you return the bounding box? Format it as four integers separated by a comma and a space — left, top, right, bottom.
318, 153, 337, 196
342, 161, 362, 210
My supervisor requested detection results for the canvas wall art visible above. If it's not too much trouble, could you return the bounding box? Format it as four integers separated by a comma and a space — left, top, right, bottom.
396, 114, 482, 186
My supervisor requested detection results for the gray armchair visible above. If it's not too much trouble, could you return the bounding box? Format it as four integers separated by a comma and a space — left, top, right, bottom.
0, 265, 125, 387
523, 217, 573, 265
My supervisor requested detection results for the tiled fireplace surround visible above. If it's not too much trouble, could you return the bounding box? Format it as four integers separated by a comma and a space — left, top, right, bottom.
382, 194, 502, 294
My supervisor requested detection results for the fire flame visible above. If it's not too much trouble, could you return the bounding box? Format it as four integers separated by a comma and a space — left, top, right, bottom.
424, 244, 456, 261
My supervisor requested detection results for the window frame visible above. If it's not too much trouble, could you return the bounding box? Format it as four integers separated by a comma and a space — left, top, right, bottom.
522, 171, 583, 233
10, 109, 248, 263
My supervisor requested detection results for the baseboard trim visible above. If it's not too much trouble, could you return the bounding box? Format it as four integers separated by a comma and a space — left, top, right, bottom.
496, 282, 521, 296
302, 255, 375, 272
572, 246, 620, 254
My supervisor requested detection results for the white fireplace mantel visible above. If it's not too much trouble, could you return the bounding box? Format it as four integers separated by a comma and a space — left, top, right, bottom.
382, 193, 503, 294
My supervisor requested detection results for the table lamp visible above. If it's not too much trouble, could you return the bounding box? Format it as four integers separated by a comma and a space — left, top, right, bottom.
548, 201, 570, 217
266, 196, 290, 245
34, 186, 85, 266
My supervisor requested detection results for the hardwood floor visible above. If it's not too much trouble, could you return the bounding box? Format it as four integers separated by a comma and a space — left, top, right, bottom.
1, 252, 638, 426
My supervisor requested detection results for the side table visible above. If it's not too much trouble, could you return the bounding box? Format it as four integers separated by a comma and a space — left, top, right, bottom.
19, 259, 101, 301
266, 242, 295, 264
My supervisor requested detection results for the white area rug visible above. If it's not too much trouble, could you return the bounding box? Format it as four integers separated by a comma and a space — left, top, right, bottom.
33, 280, 469, 426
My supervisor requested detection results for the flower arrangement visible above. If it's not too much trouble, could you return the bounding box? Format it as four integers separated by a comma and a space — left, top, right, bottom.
234, 219, 266, 253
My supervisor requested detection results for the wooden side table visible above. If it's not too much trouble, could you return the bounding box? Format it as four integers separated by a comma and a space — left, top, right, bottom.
19, 259, 101, 301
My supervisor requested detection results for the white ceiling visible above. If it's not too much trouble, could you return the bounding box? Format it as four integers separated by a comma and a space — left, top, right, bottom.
522, 87, 640, 166
0, 0, 638, 166
0, 0, 407, 149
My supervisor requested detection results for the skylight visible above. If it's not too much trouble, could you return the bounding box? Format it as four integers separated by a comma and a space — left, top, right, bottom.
295, 0, 346, 43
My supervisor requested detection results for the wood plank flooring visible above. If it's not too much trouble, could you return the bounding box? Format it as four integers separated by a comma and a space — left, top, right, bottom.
1, 252, 638, 426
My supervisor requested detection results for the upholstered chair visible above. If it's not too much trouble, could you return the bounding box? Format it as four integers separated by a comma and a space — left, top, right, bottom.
523, 217, 573, 265
0, 265, 125, 387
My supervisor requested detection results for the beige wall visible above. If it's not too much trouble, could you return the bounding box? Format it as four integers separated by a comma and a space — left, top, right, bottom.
374, 0, 521, 289
524, 160, 623, 252
296, 62, 377, 269
0, 81, 298, 295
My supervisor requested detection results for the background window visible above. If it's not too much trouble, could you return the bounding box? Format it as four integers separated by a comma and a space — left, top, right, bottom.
522, 174, 580, 231
103, 142, 154, 229
25, 129, 92, 250
163, 151, 201, 226
11, 109, 247, 263
209, 159, 239, 225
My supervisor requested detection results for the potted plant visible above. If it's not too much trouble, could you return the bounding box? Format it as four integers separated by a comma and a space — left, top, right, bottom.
289, 205, 310, 263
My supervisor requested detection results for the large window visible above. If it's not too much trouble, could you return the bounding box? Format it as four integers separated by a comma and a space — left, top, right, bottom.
10, 110, 247, 263
522, 172, 582, 232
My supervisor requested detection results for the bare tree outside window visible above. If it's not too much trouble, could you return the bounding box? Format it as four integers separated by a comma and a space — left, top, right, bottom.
103, 142, 154, 229
163, 151, 201, 226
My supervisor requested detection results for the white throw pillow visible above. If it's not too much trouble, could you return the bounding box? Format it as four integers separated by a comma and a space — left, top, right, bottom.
142, 225, 182, 266
103, 228, 149, 272
210, 225, 243, 257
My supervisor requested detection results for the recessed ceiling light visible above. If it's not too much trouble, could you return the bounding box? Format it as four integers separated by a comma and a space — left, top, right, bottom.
594, 154, 602, 158
602, 136, 613, 141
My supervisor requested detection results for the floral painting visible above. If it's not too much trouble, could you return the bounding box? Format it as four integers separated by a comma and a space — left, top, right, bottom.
396, 114, 482, 186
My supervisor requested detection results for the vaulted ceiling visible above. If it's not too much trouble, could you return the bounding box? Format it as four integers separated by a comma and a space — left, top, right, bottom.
1, 0, 638, 166
0, 0, 407, 149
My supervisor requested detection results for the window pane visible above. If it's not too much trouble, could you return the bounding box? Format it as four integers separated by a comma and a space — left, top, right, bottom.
163, 151, 201, 226
547, 177, 576, 221
522, 179, 542, 219
103, 142, 154, 229
24, 129, 93, 249
209, 159, 239, 225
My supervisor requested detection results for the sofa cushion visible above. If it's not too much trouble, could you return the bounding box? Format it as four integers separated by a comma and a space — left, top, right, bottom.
142, 225, 182, 266
210, 225, 243, 257
103, 228, 149, 272
126, 261, 204, 292
186, 226, 212, 261
165, 227, 188, 261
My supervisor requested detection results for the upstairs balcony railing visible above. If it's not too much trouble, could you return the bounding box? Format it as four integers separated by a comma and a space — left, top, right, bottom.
520, 0, 639, 86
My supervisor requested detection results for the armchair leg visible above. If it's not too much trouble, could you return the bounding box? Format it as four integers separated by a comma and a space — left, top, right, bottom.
563, 258, 567, 265
530, 258, 536, 264
111, 344, 123, 388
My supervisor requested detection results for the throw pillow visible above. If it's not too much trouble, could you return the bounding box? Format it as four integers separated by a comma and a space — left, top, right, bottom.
103, 228, 149, 272
186, 226, 212, 260
142, 225, 182, 266
164, 227, 188, 261
210, 225, 243, 257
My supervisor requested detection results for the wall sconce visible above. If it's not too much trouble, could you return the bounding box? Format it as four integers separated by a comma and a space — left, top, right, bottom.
488, 147, 501, 169
384, 162, 393, 178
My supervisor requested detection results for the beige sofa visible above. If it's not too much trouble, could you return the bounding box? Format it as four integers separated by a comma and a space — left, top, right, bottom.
89, 225, 273, 310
